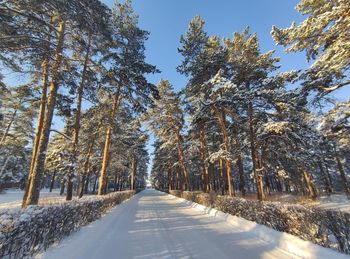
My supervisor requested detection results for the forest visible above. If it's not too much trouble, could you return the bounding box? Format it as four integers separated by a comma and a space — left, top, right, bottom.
0, 0, 349, 206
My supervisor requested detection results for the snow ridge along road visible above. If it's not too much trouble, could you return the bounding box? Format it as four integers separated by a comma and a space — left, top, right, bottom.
40, 189, 347, 259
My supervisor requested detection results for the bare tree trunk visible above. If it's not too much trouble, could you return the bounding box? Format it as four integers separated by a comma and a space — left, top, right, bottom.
92, 170, 98, 194
131, 155, 137, 190
67, 36, 91, 201
0, 156, 12, 176
49, 171, 56, 192
78, 138, 95, 198
303, 171, 317, 199
176, 130, 189, 190
60, 179, 66, 195
199, 129, 210, 192
0, 109, 17, 147
22, 16, 53, 208
248, 102, 264, 201
98, 85, 121, 195
24, 19, 66, 207
212, 106, 234, 196
318, 162, 332, 195
335, 152, 350, 197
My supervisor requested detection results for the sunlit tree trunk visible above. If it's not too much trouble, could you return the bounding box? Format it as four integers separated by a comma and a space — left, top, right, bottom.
22, 18, 53, 207
98, 85, 121, 195
24, 19, 66, 207
303, 170, 317, 200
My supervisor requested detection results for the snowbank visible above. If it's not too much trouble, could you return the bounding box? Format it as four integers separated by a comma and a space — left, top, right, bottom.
169, 190, 350, 255
0, 190, 135, 258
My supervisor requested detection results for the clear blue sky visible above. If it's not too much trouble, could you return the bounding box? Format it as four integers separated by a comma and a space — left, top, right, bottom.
100, 0, 349, 174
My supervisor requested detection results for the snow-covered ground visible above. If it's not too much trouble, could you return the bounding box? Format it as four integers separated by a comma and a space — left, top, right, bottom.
309, 194, 350, 213
39, 189, 347, 259
0, 188, 63, 210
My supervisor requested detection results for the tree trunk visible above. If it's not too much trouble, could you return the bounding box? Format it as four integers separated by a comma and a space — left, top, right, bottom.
176, 130, 189, 190
24, 19, 66, 207
0, 109, 17, 147
60, 179, 66, 195
49, 171, 56, 192
303, 171, 317, 200
318, 162, 332, 195
248, 102, 264, 201
98, 85, 121, 195
199, 129, 210, 192
212, 106, 234, 196
335, 152, 350, 197
78, 138, 95, 198
68, 36, 91, 201
131, 155, 137, 190
22, 16, 53, 208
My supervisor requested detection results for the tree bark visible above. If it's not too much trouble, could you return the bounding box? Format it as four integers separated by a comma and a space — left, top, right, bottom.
24, 20, 66, 207
22, 16, 53, 208
176, 129, 189, 190
131, 155, 137, 190
98, 85, 121, 195
199, 129, 210, 192
303, 171, 317, 200
248, 102, 264, 201
67, 36, 91, 201
0, 109, 17, 147
318, 162, 332, 195
212, 105, 234, 196
49, 171, 56, 192
335, 152, 350, 197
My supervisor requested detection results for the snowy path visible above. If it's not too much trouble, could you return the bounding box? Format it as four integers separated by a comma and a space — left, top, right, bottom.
38, 189, 348, 259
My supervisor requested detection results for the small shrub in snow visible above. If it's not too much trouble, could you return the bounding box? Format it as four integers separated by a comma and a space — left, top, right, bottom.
0, 191, 135, 258
171, 191, 350, 254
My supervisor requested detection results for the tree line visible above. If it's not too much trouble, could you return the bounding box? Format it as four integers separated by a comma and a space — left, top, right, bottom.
149, 0, 350, 201
0, 0, 157, 207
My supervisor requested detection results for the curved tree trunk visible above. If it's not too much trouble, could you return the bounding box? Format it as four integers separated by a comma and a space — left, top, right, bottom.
24, 19, 66, 207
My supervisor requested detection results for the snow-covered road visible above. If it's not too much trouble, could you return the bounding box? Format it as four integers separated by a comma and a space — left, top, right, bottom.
40, 189, 346, 259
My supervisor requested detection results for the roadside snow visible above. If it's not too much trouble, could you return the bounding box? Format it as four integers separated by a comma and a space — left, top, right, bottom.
311, 194, 350, 213
0, 188, 62, 210
39, 189, 348, 259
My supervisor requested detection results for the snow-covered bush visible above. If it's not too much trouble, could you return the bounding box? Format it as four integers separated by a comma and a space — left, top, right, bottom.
0, 190, 135, 258
172, 191, 350, 254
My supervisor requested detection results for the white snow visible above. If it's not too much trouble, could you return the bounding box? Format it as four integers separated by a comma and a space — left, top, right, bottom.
39, 189, 347, 259
0, 188, 62, 210
311, 194, 350, 213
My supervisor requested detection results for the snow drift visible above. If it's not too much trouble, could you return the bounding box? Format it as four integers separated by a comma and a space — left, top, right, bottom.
169, 190, 350, 255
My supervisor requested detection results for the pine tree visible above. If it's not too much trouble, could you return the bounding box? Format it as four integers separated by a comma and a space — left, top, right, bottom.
271, 0, 350, 94
97, 0, 158, 195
